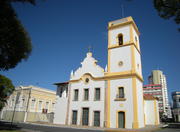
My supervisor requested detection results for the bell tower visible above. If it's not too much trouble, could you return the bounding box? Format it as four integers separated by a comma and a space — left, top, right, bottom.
105, 17, 144, 128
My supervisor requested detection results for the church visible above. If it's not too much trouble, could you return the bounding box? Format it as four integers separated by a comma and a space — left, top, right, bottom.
53, 16, 160, 129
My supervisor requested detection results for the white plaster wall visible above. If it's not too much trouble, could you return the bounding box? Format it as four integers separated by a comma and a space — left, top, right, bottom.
110, 78, 134, 129
144, 100, 155, 125
156, 100, 160, 124
110, 46, 132, 73
136, 78, 145, 127
135, 49, 142, 76
109, 25, 130, 45
53, 96, 67, 124
132, 28, 140, 50
72, 53, 104, 80
68, 79, 105, 127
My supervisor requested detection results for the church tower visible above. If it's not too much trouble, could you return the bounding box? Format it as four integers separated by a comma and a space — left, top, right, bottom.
105, 17, 144, 128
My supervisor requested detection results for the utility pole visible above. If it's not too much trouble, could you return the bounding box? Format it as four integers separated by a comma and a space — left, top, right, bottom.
24, 87, 31, 122
10, 88, 21, 128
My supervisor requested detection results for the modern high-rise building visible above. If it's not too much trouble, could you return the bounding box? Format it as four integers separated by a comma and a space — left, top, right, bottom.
147, 70, 172, 118
172, 91, 180, 122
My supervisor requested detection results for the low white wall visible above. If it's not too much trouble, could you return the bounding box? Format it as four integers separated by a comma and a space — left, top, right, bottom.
144, 100, 157, 125
53, 97, 67, 124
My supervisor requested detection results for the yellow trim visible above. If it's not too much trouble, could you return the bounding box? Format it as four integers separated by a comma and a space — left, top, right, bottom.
108, 16, 140, 36
143, 100, 146, 125
116, 110, 126, 128
130, 23, 133, 42
131, 45, 136, 71
119, 104, 124, 107
131, 38, 139, 128
154, 100, 159, 125
108, 42, 140, 54
114, 98, 126, 101
132, 77, 139, 129
69, 71, 143, 83
130, 23, 140, 51
108, 30, 111, 72
106, 80, 111, 128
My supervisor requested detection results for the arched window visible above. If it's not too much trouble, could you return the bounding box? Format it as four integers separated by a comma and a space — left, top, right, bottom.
118, 34, 123, 45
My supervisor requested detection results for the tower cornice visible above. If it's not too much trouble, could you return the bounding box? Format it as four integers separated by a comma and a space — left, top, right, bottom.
69, 70, 143, 83
108, 16, 140, 36
108, 42, 141, 54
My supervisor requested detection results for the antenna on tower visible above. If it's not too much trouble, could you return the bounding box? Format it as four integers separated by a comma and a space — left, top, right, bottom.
88, 45, 92, 52
121, 4, 124, 18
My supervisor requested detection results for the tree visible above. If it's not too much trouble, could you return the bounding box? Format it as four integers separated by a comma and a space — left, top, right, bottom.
0, 75, 15, 110
0, 0, 36, 110
0, 0, 34, 71
153, 0, 180, 31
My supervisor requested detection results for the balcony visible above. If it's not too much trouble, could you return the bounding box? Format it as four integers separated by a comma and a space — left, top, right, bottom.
114, 94, 126, 101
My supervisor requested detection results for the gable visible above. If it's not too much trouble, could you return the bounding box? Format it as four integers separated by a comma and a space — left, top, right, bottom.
70, 52, 104, 80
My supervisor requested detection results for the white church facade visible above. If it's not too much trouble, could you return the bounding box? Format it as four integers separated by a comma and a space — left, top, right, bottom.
53, 16, 159, 129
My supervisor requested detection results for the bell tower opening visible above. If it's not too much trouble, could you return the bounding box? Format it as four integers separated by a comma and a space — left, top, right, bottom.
118, 34, 123, 45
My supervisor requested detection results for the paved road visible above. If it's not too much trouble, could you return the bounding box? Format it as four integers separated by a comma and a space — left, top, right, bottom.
156, 128, 180, 132
11, 122, 103, 132
15, 122, 180, 132
155, 123, 180, 132
1, 121, 180, 132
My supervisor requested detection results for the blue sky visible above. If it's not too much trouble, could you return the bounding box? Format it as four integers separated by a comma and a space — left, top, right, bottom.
1, 0, 179, 101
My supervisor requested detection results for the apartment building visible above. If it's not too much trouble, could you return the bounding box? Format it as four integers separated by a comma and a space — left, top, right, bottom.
0, 85, 56, 123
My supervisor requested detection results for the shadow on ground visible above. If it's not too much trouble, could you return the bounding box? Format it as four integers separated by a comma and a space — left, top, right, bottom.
0, 121, 22, 131
167, 123, 180, 129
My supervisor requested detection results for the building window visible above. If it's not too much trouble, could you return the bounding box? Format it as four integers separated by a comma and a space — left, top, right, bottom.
118, 87, 125, 98
38, 101, 42, 111
59, 88, 63, 97
72, 110, 78, 125
45, 102, 49, 109
52, 102, 55, 110
31, 99, 36, 109
118, 34, 123, 45
82, 108, 89, 126
84, 89, 89, 101
94, 111, 100, 127
74, 89, 79, 101
22, 98, 25, 107
95, 88, 100, 101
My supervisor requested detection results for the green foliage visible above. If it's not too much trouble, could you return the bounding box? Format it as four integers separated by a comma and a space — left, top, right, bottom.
0, 0, 33, 71
154, 0, 180, 30
0, 75, 15, 111
7, 0, 36, 5
0, 0, 37, 110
